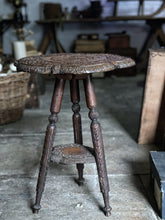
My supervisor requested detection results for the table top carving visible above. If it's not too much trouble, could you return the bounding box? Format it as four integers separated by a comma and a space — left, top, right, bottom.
15, 53, 135, 75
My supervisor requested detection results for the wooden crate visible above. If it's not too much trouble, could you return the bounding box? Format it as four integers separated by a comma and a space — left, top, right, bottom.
107, 34, 130, 49
138, 49, 165, 145
150, 151, 165, 219
74, 40, 105, 53
106, 47, 137, 76
108, 47, 136, 59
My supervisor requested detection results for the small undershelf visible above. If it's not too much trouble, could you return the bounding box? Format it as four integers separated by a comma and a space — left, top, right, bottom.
50, 143, 95, 165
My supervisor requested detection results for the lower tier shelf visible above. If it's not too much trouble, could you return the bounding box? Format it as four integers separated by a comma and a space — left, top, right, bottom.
50, 143, 95, 165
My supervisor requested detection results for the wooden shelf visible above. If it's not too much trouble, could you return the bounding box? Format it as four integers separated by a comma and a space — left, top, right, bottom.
50, 143, 95, 165
36, 17, 165, 25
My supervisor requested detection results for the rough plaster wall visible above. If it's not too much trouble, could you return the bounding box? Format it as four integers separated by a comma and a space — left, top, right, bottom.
1, 0, 165, 54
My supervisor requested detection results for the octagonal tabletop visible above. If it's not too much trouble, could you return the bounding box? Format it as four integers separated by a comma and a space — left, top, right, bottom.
15, 53, 135, 75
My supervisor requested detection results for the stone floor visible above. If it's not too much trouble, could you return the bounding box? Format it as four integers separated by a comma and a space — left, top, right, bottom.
0, 74, 161, 220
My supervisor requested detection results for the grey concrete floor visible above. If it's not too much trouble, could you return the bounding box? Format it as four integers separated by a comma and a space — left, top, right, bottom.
0, 75, 161, 220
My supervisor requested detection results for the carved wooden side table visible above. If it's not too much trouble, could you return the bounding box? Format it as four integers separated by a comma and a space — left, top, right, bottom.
15, 53, 135, 217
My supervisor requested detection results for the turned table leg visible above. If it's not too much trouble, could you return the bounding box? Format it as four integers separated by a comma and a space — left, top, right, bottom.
33, 78, 65, 213
83, 75, 111, 217
70, 77, 84, 185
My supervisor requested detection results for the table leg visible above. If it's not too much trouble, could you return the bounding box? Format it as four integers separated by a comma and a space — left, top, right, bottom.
70, 77, 84, 185
33, 78, 65, 213
83, 75, 111, 217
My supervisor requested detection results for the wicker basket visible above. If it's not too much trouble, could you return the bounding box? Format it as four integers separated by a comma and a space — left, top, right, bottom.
0, 72, 30, 125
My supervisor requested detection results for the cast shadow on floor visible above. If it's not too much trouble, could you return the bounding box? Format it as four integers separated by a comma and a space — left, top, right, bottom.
125, 158, 160, 218
109, 109, 141, 141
